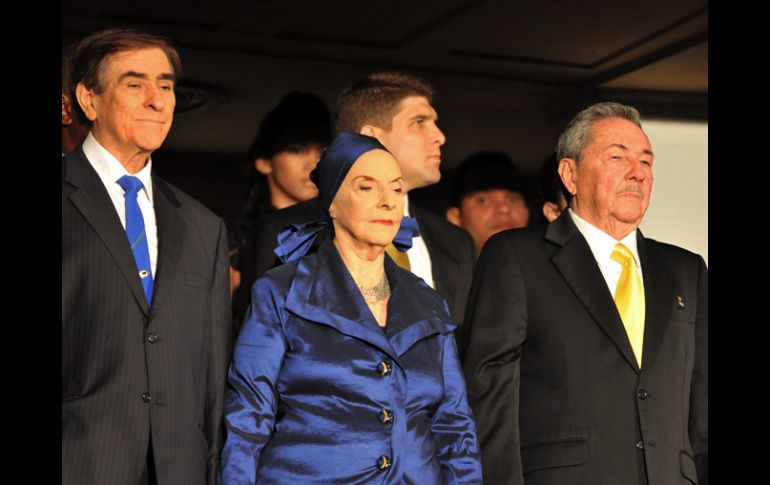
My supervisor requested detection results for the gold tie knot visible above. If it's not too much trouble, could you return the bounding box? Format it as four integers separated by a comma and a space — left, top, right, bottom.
611, 243, 634, 267
385, 243, 411, 271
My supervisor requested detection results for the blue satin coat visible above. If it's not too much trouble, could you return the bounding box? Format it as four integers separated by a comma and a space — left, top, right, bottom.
221, 239, 482, 484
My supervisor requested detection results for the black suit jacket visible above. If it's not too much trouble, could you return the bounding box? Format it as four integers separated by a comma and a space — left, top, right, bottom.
62, 147, 232, 485
234, 197, 476, 336
462, 211, 708, 485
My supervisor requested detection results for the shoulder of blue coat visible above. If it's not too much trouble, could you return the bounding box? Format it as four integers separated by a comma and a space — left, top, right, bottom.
254, 258, 303, 298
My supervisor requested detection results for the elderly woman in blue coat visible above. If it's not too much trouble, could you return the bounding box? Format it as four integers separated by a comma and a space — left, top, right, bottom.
221, 132, 482, 484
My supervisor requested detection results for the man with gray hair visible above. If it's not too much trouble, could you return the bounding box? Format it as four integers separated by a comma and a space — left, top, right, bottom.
462, 102, 708, 484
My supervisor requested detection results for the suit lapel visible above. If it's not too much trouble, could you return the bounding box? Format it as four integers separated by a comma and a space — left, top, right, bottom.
547, 213, 640, 372
384, 255, 455, 356
411, 204, 460, 300
149, 176, 185, 320
64, 147, 149, 316
636, 232, 673, 371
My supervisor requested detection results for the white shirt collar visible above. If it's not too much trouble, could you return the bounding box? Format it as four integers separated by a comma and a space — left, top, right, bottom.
568, 208, 640, 268
403, 193, 411, 217
82, 132, 154, 202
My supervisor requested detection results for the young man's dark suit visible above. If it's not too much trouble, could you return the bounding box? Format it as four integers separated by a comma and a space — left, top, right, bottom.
462, 210, 708, 485
62, 147, 231, 485
234, 197, 477, 345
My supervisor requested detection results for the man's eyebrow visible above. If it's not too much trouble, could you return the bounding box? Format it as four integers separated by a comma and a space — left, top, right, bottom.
606, 144, 654, 157
117, 71, 176, 83
408, 112, 435, 122
117, 71, 148, 83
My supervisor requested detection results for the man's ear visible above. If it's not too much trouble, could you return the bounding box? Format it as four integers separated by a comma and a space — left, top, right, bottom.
558, 158, 578, 197
445, 206, 462, 227
542, 202, 562, 223
359, 125, 378, 137
75, 82, 98, 122
255, 158, 272, 175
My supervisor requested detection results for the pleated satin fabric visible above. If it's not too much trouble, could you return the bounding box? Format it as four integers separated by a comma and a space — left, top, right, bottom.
221, 239, 482, 484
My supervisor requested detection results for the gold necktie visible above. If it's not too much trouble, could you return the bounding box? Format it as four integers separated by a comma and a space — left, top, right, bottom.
385, 243, 411, 271
610, 243, 645, 368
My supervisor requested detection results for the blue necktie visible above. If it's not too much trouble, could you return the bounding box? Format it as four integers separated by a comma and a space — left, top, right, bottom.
117, 175, 154, 306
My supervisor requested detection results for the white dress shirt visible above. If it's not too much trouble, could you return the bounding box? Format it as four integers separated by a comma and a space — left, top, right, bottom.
568, 208, 643, 298
82, 132, 158, 276
404, 195, 434, 289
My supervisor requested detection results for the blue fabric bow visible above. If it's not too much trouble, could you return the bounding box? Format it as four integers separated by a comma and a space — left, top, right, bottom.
393, 216, 421, 252
275, 216, 421, 263
274, 220, 330, 264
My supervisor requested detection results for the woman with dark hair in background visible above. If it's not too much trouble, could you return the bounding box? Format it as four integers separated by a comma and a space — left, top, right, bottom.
221, 132, 482, 484
230, 92, 332, 303
236, 91, 333, 244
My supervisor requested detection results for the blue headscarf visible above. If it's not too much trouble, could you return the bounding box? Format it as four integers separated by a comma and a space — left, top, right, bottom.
274, 132, 421, 263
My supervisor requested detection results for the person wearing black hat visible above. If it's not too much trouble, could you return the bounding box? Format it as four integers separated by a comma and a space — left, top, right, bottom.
446, 151, 530, 254
230, 92, 332, 304
235, 91, 333, 241
221, 132, 482, 484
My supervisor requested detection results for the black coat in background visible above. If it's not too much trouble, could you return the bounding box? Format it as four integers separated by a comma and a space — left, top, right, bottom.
62, 147, 232, 485
462, 211, 708, 485
234, 197, 477, 343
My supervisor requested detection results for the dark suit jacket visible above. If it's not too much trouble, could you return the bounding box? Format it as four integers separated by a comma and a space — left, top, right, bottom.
62, 147, 232, 485
234, 197, 477, 337
462, 211, 708, 485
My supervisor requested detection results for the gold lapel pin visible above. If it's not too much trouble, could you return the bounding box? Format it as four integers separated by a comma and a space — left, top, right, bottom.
676, 295, 685, 309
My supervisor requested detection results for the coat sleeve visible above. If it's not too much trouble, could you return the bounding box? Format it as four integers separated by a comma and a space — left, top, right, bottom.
690, 256, 708, 484
206, 219, 232, 485
220, 274, 288, 484
431, 332, 483, 484
462, 233, 527, 485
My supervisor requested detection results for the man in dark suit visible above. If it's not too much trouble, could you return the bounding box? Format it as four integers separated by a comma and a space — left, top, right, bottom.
462, 102, 707, 485
62, 29, 231, 485
235, 72, 476, 339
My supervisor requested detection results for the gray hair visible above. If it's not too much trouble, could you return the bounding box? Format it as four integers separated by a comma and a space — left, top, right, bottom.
556, 102, 642, 163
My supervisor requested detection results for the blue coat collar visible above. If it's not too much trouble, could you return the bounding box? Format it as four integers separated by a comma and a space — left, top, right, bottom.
284, 239, 454, 359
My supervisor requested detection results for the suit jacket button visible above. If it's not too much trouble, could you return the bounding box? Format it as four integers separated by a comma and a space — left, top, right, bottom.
376, 360, 392, 376
141, 392, 152, 403
637, 389, 650, 400
147, 333, 158, 343
376, 455, 391, 470
636, 441, 644, 450
378, 409, 393, 424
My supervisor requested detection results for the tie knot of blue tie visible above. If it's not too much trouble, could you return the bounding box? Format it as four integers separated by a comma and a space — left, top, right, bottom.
117, 175, 144, 195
